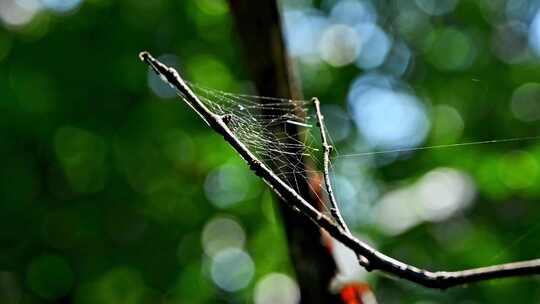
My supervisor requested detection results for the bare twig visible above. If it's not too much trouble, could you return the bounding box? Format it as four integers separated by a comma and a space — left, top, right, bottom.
313, 98, 349, 233
139, 51, 540, 290
313, 98, 370, 268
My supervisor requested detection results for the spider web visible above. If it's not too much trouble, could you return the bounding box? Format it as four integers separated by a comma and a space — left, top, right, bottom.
185, 82, 338, 219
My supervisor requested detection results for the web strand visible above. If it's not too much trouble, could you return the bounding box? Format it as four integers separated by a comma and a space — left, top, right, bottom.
334, 136, 540, 159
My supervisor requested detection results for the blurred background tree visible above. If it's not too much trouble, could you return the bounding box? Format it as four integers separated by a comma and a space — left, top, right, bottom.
1, 0, 540, 303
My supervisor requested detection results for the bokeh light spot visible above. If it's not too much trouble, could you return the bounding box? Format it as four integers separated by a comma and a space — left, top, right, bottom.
375, 168, 475, 235
187, 55, 234, 90
375, 187, 418, 235
27, 255, 74, 300
86, 267, 150, 304
430, 104, 464, 143
416, 168, 475, 222
284, 9, 329, 59
510, 83, 540, 122
210, 248, 254, 292
254, 273, 300, 304
382, 40, 412, 76
0, 0, 41, 27
349, 86, 430, 150
498, 150, 539, 189
202, 216, 246, 257
159, 128, 195, 164
492, 21, 529, 64
10, 68, 58, 114
426, 27, 475, 71
395, 7, 431, 40
354, 23, 392, 69
204, 164, 253, 208
55, 126, 108, 194
319, 24, 359, 67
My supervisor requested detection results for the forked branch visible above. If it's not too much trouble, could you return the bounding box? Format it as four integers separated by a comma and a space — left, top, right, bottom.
313, 98, 349, 233
313, 98, 370, 268
139, 51, 540, 290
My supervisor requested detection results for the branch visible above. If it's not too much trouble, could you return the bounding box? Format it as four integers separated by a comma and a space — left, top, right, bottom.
139, 51, 540, 290
313, 98, 349, 232
313, 98, 370, 268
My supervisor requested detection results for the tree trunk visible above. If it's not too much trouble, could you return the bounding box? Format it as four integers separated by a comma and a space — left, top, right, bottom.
227, 1, 341, 303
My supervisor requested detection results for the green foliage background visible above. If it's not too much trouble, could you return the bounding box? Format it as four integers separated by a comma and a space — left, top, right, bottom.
1, 0, 540, 303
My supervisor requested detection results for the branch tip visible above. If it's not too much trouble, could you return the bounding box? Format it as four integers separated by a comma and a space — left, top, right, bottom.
139, 51, 151, 62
